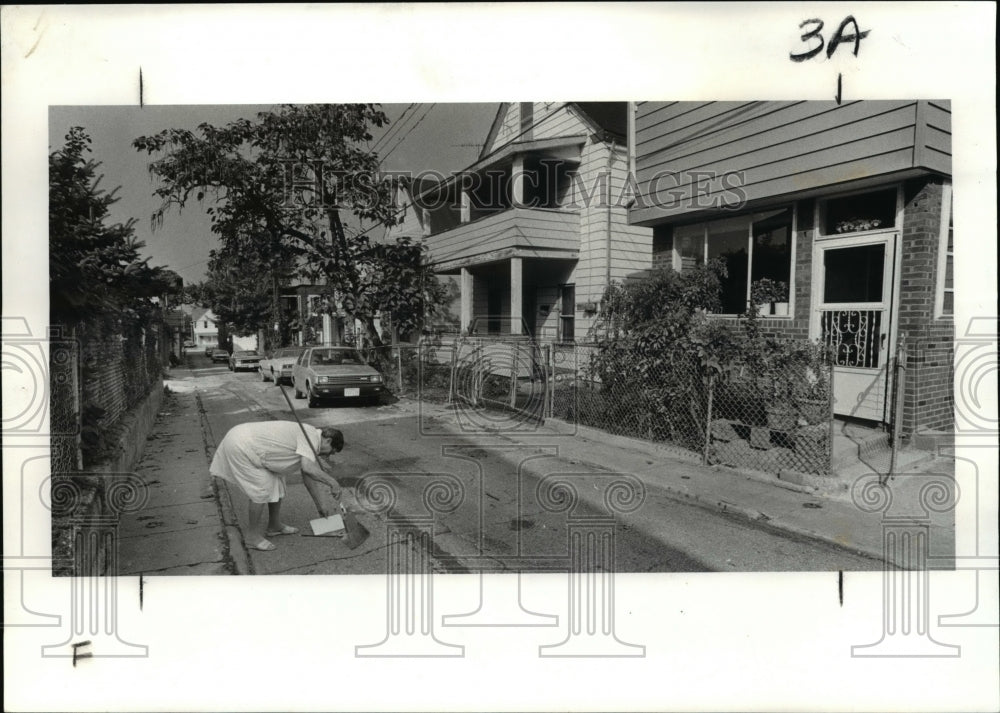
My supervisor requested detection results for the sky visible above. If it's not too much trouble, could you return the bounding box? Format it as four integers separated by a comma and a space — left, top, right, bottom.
48, 102, 499, 284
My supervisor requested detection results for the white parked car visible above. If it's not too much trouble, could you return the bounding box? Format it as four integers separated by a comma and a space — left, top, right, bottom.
292, 346, 384, 407
258, 346, 305, 384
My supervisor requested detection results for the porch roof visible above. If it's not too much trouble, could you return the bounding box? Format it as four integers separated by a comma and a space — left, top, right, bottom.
426, 206, 580, 273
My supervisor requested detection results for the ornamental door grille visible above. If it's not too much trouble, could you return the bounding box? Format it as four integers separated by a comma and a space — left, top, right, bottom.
815, 231, 898, 422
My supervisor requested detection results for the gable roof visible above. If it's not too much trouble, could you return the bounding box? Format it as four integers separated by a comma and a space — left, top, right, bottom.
191, 307, 214, 323
478, 102, 628, 160
479, 102, 513, 161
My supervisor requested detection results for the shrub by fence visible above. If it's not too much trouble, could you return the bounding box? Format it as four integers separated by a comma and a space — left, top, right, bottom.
366, 325, 835, 477
550, 335, 835, 476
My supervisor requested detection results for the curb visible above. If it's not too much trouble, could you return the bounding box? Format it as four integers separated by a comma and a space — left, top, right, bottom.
650, 482, 887, 564
319, 396, 891, 565
195, 389, 253, 575
532, 449, 889, 565
424, 401, 891, 565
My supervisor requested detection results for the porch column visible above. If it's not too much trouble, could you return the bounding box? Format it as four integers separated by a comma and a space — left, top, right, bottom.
460, 267, 473, 334
511, 155, 525, 208
321, 314, 333, 346
510, 257, 523, 335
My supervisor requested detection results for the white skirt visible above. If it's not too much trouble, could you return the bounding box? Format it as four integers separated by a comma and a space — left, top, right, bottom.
210, 433, 287, 504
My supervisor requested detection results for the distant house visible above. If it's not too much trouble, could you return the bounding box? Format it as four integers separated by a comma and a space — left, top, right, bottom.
191, 307, 219, 350
629, 101, 953, 435
391, 102, 653, 342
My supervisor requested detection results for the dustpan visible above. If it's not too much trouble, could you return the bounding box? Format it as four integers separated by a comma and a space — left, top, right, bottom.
309, 513, 346, 536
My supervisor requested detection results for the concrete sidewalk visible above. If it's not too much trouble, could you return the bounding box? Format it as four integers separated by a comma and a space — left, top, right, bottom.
117, 366, 248, 575
398, 398, 956, 569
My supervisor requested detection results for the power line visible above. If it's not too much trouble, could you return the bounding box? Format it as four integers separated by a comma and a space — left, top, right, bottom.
381, 103, 437, 162
370, 102, 417, 156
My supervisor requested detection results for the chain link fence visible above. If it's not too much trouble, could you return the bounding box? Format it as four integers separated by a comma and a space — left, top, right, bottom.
707, 358, 834, 476
549, 340, 835, 476
367, 339, 455, 402
367, 333, 835, 477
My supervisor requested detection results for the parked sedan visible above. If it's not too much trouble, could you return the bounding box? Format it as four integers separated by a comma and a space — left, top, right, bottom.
258, 346, 305, 384
228, 350, 263, 372
292, 346, 384, 407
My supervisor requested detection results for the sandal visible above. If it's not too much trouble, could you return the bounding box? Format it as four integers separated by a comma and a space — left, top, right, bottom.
265, 524, 299, 537
250, 539, 277, 551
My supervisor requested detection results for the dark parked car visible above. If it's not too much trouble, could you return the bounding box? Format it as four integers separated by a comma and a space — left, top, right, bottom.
292, 346, 384, 407
229, 350, 262, 372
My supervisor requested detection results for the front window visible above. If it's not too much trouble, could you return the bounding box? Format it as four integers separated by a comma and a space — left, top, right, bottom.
936, 184, 954, 317
668, 208, 793, 315
559, 284, 575, 342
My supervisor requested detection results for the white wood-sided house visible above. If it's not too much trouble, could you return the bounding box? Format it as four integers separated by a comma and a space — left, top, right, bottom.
190, 307, 219, 350
389, 102, 653, 342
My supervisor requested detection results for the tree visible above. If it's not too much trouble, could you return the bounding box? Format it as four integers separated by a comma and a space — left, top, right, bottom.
133, 104, 445, 355
50, 127, 177, 326
203, 245, 275, 337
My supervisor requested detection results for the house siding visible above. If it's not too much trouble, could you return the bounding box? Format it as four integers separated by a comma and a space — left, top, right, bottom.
532, 103, 591, 141
425, 103, 651, 341
632, 100, 951, 225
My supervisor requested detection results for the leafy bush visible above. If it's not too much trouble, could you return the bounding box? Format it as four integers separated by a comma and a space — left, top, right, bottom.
584, 259, 834, 463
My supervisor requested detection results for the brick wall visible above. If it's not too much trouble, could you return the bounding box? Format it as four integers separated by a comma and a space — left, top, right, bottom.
898, 177, 954, 433
55, 316, 168, 469
49, 326, 82, 473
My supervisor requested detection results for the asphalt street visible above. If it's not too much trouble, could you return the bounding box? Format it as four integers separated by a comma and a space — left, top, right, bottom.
181, 352, 883, 575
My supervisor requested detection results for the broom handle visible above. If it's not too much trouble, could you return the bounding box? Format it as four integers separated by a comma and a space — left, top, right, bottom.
278, 384, 344, 507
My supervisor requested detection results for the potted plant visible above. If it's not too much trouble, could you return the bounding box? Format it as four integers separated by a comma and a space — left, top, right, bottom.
835, 217, 883, 233
750, 279, 790, 317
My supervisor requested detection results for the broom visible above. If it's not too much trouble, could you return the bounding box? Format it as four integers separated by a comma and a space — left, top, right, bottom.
278, 384, 370, 549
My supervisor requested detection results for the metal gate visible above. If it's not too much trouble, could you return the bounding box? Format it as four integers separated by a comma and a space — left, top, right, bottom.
449, 337, 547, 423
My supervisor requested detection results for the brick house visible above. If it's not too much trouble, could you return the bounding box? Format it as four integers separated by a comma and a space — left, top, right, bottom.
629, 100, 954, 435
391, 102, 653, 342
